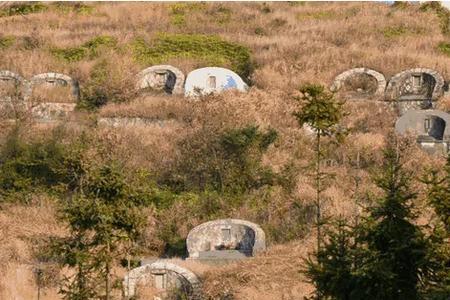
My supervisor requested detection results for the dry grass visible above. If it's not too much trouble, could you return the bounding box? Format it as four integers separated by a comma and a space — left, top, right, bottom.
0, 2, 449, 299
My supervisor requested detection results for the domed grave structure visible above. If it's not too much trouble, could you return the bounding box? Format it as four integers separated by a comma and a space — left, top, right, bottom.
0, 70, 27, 118
330, 67, 386, 99
395, 109, 450, 155
29, 73, 79, 121
184, 67, 248, 97
386, 68, 445, 115
123, 261, 201, 300
186, 219, 266, 263
136, 65, 185, 95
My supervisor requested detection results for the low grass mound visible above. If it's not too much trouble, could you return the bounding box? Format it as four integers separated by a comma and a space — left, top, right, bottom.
131, 33, 253, 80
51, 35, 118, 63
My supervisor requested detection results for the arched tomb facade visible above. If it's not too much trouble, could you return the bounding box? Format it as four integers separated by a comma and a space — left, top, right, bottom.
186, 219, 266, 260
184, 67, 248, 97
136, 65, 185, 95
330, 67, 386, 98
386, 68, 445, 114
395, 110, 450, 154
123, 261, 201, 300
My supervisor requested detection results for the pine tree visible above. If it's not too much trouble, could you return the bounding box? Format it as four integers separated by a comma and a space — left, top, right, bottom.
293, 84, 346, 252
52, 163, 147, 299
423, 156, 450, 299
306, 140, 429, 300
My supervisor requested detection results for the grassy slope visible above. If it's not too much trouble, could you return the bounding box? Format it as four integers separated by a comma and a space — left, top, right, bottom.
0, 2, 449, 299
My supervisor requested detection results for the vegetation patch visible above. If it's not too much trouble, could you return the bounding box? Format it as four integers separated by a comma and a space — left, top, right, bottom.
169, 2, 206, 27
381, 25, 425, 38
437, 41, 450, 56
53, 2, 95, 15
51, 35, 117, 63
420, 1, 450, 35
131, 33, 253, 80
0, 2, 47, 17
297, 10, 335, 21
210, 5, 232, 25
0, 35, 15, 49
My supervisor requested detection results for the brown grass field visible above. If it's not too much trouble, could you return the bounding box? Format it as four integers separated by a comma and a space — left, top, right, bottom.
1, 1, 449, 299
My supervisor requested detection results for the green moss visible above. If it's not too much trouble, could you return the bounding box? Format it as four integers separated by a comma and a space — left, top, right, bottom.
297, 11, 335, 20
438, 41, 450, 56
51, 35, 118, 63
382, 25, 425, 38
0, 36, 16, 49
169, 2, 205, 27
131, 33, 253, 80
0, 2, 47, 17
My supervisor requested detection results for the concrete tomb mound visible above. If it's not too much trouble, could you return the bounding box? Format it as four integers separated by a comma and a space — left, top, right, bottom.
386, 68, 445, 114
184, 67, 248, 97
186, 219, 266, 261
30, 73, 80, 102
330, 67, 386, 98
123, 260, 201, 300
395, 109, 450, 154
136, 65, 185, 95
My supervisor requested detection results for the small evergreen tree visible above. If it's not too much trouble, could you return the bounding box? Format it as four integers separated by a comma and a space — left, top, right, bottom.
293, 84, 346, 251
306, 140, 429, 300
423, 156, 450, 299
52, 163, 147, 300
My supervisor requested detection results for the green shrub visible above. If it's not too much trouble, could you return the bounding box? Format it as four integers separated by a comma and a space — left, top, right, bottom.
0, 2, 47, 17
0, 127, 86, 202
0, 36, 15, 49
162, 125, 278, 194
131, 33, 253, 80
78, 59, 135, 110
51, 35, 118, 63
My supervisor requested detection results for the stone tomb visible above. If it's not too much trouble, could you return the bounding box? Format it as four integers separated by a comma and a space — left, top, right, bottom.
29, 73, 79, 121
330, 67, 386, 99
123, 261, 201, 300
186, 219, 266, 262
184, 67, 248, 97
0, 70, 27, 117
385, 68, 445, 115
395, 109, 450, 155
136, 65, 185, 95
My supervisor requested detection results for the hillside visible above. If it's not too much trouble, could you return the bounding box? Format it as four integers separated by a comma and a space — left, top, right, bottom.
0, 2, 449, 299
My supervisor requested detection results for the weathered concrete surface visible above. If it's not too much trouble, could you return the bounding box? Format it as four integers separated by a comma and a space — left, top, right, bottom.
31, 103, 76, 121
0, 70, 29, 101
330, 67, 386, 97
385, 68, 445, 101
184, 67, 248, 97
30, 72, 80, 100
123, 260, 202, 300
395, 109, 450, 155
186, 219, 266, 259
137, 65, 185, 95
